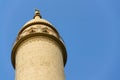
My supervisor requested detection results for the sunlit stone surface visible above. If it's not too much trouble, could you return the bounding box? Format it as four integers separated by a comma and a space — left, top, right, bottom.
16, 36, 65, 80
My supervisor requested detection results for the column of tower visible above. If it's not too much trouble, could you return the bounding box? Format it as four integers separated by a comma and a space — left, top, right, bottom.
11, 10, 67, 80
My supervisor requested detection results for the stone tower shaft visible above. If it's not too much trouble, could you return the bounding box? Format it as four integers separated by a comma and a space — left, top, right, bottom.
11, 10, 67, 80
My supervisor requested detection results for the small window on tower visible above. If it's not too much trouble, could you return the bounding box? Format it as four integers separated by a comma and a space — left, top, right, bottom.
30, 29, 35, 33
42, 28, 49, 33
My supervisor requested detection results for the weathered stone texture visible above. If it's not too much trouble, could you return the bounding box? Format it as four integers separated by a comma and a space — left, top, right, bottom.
15, 36, 65, 80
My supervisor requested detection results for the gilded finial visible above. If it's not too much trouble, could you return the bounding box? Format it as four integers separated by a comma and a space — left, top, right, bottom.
35, 9, 40, 14
34, 9, 42, 18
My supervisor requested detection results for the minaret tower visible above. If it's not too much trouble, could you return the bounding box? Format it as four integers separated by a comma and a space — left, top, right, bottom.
11, 10, 67, 80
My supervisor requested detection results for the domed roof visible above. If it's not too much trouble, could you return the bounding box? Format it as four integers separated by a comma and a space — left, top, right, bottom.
18, 9, 55, 35
23, 10, 53, 28
23, 18, 52, 27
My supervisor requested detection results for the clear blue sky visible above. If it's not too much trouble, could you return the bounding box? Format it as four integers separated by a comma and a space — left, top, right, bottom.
0, 0, 120, 80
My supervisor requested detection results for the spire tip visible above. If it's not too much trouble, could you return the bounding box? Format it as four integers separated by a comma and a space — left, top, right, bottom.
34, 9, 42, 18
35, 9, 40, 14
